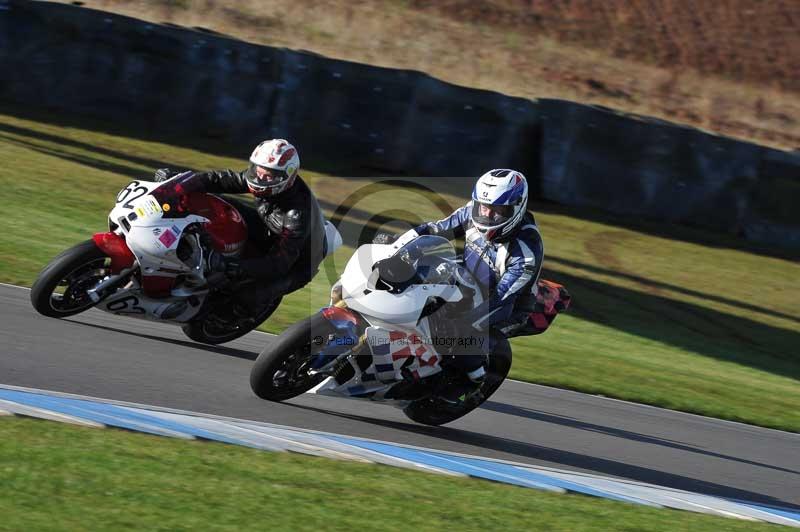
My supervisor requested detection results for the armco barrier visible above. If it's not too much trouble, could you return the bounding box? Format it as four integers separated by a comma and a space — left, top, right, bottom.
0, 0, 798, 248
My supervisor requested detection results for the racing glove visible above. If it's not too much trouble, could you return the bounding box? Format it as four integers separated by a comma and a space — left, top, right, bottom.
154, 168, 180, 182
372, 232, 398, 245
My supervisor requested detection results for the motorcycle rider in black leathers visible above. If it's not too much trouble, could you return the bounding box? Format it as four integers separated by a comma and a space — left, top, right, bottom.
154, 139, 326, 321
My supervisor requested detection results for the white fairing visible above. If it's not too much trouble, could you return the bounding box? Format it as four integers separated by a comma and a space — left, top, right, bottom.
310, 230, 485, 404
98, 175, 342, 325
99, 177, 211, 323
339, 243, 464, 329
107, 179, 161, 230
323, 219, 342, 258
124, 215, 209, 276
97, 286, 207, 322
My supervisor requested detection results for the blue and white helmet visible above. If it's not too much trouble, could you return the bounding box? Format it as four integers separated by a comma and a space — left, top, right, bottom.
470, 169, 529, 241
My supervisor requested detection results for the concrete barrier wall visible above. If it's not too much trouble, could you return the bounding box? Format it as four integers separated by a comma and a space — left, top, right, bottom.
1, 0, 798, 248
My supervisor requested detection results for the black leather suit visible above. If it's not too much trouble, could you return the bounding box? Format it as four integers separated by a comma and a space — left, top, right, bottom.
157, 169, 326, 301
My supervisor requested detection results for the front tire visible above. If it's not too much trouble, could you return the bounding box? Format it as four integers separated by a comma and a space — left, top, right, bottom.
30, 240, 111, 318
250, 312, 333, 401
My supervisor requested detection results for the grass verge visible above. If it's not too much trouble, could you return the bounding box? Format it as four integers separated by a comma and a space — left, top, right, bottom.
1, 111, 798, 431
0, 416, 781, 532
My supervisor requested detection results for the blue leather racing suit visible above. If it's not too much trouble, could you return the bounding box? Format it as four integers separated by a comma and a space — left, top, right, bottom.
415, 201, 544, 373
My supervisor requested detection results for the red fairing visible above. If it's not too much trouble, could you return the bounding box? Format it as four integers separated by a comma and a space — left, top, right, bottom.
141, 275, 175, 298
321, 306, 360, 325
92, 232, 134, 273
185, 193, 248, 256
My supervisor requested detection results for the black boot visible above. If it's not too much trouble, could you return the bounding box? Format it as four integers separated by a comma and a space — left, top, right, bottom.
439, 368, 485, 406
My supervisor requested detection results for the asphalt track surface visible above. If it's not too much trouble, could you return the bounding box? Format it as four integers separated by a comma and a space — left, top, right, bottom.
2, 284, 798, 510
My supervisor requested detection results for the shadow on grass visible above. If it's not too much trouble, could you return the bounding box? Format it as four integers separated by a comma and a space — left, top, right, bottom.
0, 122, 182, 173
1, 102, 796, 262
286, 403, 800, 510
0, 133, 155, 178
0, 102, 355, 176
532, 199, 800, 263
547, 254, 800, 326
543, 268, 800, 379
318, 198, 430, 246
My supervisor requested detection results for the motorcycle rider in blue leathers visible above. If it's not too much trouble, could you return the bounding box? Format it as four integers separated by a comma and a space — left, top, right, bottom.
410, 169, 544, 403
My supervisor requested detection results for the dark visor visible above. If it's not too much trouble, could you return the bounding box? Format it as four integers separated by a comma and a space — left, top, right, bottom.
472, 202, 513, 225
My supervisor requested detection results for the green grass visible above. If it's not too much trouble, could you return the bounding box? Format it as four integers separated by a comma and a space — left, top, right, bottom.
1, 110, 799, 431
0, 416, 781, 532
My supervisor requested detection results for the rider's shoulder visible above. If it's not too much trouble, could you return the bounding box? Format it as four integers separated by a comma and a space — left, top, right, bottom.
510, 219, 543, 251
516, 214, 540, 237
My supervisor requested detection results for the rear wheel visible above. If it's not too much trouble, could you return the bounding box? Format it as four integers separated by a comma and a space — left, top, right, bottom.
181, 296, 282, 345
403, 350, 512, 426
30, 240, 111, 318
250, 312, 333, 401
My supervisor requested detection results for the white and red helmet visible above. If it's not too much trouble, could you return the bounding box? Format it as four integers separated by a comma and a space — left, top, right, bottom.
470, 169, 529, 241
245, 139, 300, 197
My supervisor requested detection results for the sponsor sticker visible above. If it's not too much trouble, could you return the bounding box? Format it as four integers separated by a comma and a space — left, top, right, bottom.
158, 228, 177, 248
141, 196, 163, 217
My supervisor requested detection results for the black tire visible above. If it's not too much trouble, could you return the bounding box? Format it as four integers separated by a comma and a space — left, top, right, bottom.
250, 312, 334, 401
403, 349, 512, 426
181, 296, 282, 345
30, 240, 110, 318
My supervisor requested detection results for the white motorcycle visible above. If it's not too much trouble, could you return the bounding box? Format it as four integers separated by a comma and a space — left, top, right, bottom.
30, 171, 342, 344
250, 231, 563, 425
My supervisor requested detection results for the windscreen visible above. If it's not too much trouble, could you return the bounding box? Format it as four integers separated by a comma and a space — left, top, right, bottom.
392, 235, 457, 285
149, 171, 201, 218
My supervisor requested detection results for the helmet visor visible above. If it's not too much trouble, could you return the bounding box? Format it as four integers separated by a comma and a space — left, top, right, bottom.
471, 201, 513, 227
246, 164, 289, 190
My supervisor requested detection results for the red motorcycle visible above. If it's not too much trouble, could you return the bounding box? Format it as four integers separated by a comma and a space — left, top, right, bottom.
31, 172, 341, 344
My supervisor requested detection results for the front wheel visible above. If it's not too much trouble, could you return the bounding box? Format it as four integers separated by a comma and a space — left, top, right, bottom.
250, 312, 333, 401
30, 240, 112, 318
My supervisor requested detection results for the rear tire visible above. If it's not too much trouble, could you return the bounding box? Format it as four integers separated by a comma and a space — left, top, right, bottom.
250, 312, 334, 401
181, 297, 282, 345
30, 240, 110, 318
403, 350, 512, 426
